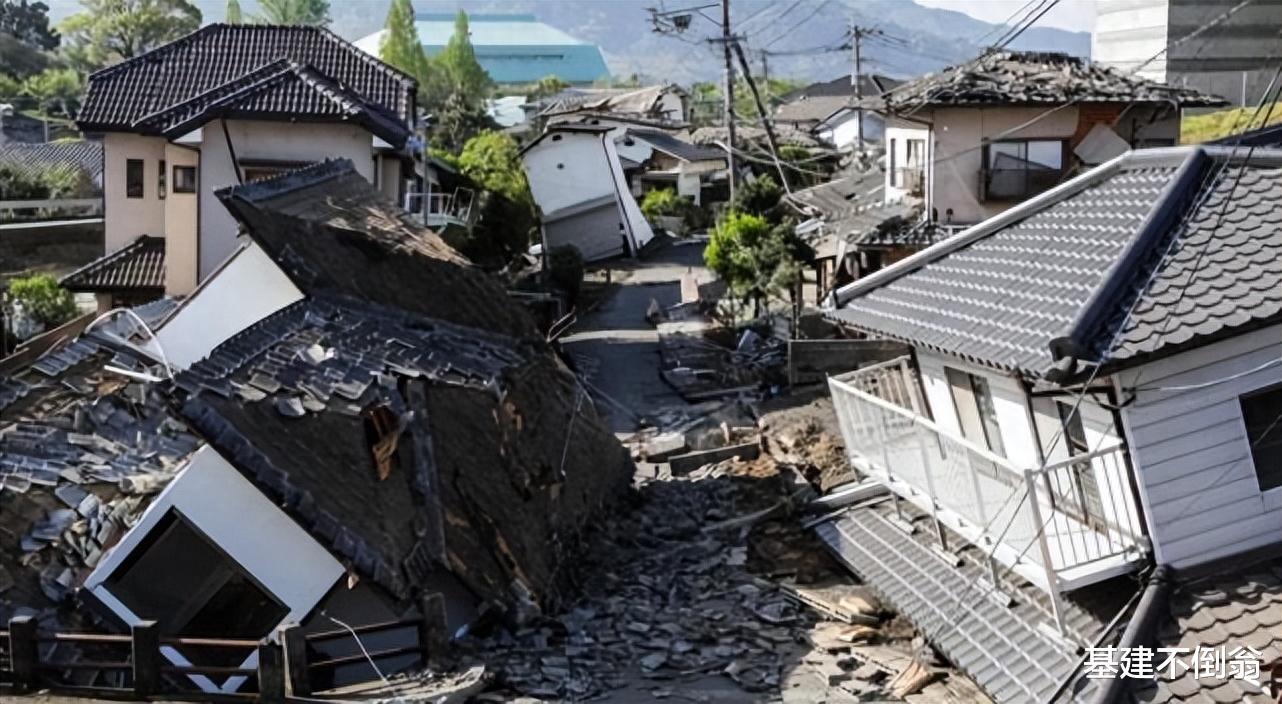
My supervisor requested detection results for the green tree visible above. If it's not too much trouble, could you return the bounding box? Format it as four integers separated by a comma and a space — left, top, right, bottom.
7, 273, 77, 331
528, 74, 567, 100
730, 174, 784, 220
0, 71, 20, 97
705, 211, 808, 314
378, 0, 427, 82
254, 0, 328, 25
434, 10, 491, 108
22, 67, 80, 116
59, 0, 201, 70
452, 130, 536, 262
1, 0, 59, 50
225, 0, 241, 23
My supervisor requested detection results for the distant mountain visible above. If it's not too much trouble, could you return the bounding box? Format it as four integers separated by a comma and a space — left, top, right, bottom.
42, 0, 1090, 86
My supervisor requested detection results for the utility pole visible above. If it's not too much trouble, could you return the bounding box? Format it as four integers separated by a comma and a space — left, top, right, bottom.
849, 23, 883, 150
721, 0, 737, 202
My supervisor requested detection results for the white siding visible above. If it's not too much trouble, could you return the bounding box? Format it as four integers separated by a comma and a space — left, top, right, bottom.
916, 351, 1043, 469
102, 132, 167, 252
1115, 324, 1282, 568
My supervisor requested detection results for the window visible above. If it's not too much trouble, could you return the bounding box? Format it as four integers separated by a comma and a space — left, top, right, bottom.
1240, 384, 1282, 491
1056, 401, 1104, 527
945, 367, 1006, 457
158, 159, 166, 199
982, 139, 1065, 201
173, 165, 197, 193
906, 139, 925, 167
126, 159, 144, 198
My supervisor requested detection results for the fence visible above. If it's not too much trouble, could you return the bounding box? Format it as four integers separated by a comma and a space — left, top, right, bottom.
0, 198, 102, 222
0, 610, 441, 701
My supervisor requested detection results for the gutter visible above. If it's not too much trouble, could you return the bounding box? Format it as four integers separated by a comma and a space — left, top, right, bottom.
1087, 565, 1172, 704
1045, 148, 1208, 381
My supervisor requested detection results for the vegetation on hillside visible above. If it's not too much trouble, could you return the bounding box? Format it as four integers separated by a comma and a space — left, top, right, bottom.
1181, 103, 1282, 144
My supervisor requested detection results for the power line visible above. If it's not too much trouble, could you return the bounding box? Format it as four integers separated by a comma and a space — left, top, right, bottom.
761, 0, 833, 49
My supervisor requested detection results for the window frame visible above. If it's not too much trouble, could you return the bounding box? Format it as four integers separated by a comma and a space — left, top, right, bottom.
172, 165, 197, 194
888, 138, 898, 187
158, 158, 166, 199
944, 366, 1006, 458
1240, 382, 1282, 492
126, 158, 145, 199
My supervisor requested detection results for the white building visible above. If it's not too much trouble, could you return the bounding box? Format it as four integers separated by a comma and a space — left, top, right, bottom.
818, 146, 1282, 703
66, 24, 418, 308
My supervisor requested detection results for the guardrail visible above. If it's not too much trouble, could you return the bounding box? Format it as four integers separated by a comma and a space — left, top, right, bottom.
0, 198, 102, 221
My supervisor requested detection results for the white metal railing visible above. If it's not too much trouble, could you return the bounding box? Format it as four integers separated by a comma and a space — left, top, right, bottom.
404, 187, 475, 226
0, 198, 102, 221
828, 358, 1144, 598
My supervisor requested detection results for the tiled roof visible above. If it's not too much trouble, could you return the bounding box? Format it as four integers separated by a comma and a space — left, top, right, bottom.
78, 24, 415, 132
216, 159, 534, 339
131, 60, 410, 147
1131, 556, 1282, 703
540, 84, 684, 119
778, 74, 901, 103
774, 95, 852, 125
628, 129, 725, 163
828, 147, 1282, 377
0, 140, 103, 184
61, 235, 165, 293
691, 123, 826, 149
816, 500, 1124, 703
869, 50, 1226, 113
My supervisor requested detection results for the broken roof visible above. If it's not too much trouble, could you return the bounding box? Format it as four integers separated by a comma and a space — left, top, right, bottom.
216, 159, 534, 339
77, 24, 415, 134
61, 235, 165, 294
175, 159, 631, 607
868, 50, 1226, 113
774, 95, 855, 126
540, 84, 684, 119
0, 332, 200, 621
789, 171, 926, 258
828, 147, 1282, 379
628, 129, 725, 163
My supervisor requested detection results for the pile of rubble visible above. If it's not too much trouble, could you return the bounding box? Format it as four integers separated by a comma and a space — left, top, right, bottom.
650, 301, 788, 402
432, 448, 987, 703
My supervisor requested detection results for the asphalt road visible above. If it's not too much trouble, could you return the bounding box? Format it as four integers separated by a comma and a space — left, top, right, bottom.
560, 239, 709, 434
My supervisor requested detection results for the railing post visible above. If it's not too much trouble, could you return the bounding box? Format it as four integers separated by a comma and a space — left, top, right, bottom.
257, 639, 287, 704
279, 623, 310, 697
1025, 468, 1068, 636
8, 615, 37, 693
418, 591, 449, 661
131, 620, 161, 697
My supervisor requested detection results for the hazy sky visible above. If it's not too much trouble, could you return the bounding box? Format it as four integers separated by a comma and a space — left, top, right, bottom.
913, 0, 1096, 33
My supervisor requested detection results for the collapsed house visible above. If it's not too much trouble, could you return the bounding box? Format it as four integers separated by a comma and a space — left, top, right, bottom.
0, 159, 631, 694
521, 124, 656, 262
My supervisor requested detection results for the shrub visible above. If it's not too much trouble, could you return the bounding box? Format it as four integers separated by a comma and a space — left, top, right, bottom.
0, 163, 89, 200
547, 244, 585, 305
730, 174, 784, 220
7, 274, 78, 333
705, 210, 809, 313
640, 188, 708, 232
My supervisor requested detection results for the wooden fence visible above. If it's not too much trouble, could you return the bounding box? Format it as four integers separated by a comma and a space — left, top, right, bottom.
0, 606, 446, 702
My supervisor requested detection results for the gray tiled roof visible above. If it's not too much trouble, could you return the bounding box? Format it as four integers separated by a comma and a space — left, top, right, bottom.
829, 147, 1282, 377
78, 24, 415, 132
815, 500, 1122, 703
628, 129, 725, 163
1130, 555, 1282, 703
774, 95, 851, 125
131, 60, 410, 147
869, 50, 1226, 113
60, 235, 165, 293
0, 140, 103, 184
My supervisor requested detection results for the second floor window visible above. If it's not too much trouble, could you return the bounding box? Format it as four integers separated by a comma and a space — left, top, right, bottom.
126, 159, 144, 199
158, 159, 166, 199
982, 139, 1065, 201
1240, 383, 1282, 492
173, 165, 197, 193
945, 367, 1006, 458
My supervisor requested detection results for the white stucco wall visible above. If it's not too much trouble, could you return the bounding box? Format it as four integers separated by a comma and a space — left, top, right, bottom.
198, 119, 379, 281
153, 242, 303, 370
523, 132, 616, 218
163, 143, 200, 295
103, 132, 167, 252
819, 110, 884, 149
883, 120, 931, 205
930, 105, 1080, 226
85, 445, 344, 692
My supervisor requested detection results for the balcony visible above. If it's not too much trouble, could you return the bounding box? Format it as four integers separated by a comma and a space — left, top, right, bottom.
894, 166, 925, 197
827, 358, 1146, 603
404, 187, 476, 229
979, 166, 1063, 202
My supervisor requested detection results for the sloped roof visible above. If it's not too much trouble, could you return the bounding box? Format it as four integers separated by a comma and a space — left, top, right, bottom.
0, 140, 103, 184
215, 159, 533, 339
868, 50, 1227, 113
61, 235, 165, 293
828, 147, 1282, 378
78, 24, 415, 132
778, 74, 902, 103
131, 60, 409, 147
628, 129, 725, 163
541, 84, 684, 119
774, 95, 853, 125
1130, 555, 1282, 703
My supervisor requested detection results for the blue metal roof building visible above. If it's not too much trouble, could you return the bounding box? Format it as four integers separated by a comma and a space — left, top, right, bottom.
354, 13, 611, 86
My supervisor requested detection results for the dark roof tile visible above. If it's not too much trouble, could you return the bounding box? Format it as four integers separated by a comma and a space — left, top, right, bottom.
0, 140, 103, 184
60, 235, 165, 293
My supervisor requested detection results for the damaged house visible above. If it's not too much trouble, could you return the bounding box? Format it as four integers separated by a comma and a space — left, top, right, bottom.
862, 50, 1226, 229
818, 146, 1282, 702
1, 159, 630, 695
